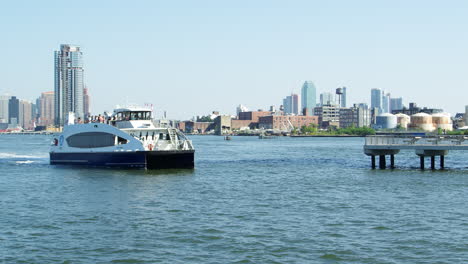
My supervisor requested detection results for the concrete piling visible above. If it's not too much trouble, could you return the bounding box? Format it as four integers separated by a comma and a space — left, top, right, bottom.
364, 135, 460, 171
379, 155, 386, 169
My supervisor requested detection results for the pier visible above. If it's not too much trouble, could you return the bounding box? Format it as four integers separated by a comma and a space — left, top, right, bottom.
364, 135, 468, 170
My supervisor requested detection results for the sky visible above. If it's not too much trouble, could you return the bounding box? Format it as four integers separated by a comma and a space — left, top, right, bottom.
1, 0, 468, 119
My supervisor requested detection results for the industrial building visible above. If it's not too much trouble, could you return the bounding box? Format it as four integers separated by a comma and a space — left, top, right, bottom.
391, 102, 443, 115
339, 106, 371, 128
314, 106, 340, 128
258, 115, 318, 130
374, 113, 397, 129
374, 112, 453, 132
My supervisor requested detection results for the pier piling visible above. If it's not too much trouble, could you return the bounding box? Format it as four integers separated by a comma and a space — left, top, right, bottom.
364, 135, 458, 171
379, 155, 386, 169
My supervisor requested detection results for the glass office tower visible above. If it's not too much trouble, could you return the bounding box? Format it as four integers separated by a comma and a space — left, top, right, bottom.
301, 81, 317, 115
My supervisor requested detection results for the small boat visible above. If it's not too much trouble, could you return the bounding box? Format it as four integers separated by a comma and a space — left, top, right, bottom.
224, 136, 232, 140
50, 107, 195, 169
259, 133, 276, 139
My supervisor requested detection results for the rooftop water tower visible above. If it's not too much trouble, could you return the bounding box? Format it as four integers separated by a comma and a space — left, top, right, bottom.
336, 88, 343, 107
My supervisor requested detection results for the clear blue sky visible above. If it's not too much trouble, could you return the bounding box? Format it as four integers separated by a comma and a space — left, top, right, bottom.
1, 0, 467, 119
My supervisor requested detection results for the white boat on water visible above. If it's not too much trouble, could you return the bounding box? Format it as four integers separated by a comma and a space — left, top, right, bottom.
50, 107, 195, 169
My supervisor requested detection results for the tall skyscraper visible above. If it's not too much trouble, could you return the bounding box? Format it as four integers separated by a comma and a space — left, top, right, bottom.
8, 96, 19, 126
283, 94, 299, 115
382, 92, 391, 113
55, 44, 84, 126
39, 91, 55, 126
283, 96, 291, 114
370, 88, 383, 113
341, 87, 347, 107
301, 81, 316, 115
0, 95, 11, 123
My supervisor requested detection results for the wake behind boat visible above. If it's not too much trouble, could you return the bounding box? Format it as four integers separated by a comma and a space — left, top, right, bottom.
49, 107, 195, 169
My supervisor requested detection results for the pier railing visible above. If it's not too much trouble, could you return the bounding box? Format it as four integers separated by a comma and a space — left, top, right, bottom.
365, 135, 468, 147
364, 135, 468, 170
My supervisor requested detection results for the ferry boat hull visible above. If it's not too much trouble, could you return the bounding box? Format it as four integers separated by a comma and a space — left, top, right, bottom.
50, 150, 195, 169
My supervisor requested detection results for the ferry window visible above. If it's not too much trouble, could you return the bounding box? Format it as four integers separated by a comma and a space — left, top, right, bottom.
117, 136, 128, 145
66, 132, 116, 148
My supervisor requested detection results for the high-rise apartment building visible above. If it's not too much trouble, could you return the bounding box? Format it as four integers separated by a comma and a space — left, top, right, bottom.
301, 81, 316, 115
54, 44, 84, 126
39, 91, 55, 126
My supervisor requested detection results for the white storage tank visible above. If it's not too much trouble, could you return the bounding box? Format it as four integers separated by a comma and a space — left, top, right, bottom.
410, 113, 434, 131
376, 113, 397, 129
395, 113, 410, 129
432, 113, 453, 131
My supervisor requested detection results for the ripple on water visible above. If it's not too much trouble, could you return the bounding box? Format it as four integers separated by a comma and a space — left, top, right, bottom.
319, 253, 344, 261
1, 136, 468, 263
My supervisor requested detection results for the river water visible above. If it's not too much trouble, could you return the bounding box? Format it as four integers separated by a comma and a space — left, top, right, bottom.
0, 135, 467, 263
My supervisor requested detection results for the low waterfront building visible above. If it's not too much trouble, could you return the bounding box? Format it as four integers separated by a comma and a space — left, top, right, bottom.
238, 111, 272, 122
214, 115, 232, 135
231, 119, 254, 130
179, 121, 215, 134
258, 115, 318, 130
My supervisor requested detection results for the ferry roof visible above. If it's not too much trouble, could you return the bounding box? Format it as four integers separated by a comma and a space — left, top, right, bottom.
113, 106, 152, 113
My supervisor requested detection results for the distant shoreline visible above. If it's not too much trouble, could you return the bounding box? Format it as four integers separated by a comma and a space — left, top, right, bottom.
187, 134, 365, 138
0, 132, 54, 135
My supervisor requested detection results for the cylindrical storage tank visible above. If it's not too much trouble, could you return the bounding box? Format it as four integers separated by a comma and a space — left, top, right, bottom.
432, 113, 453, 131
395, 113, 410, 129
411, 113, 434, 131
376, 113, 397, 129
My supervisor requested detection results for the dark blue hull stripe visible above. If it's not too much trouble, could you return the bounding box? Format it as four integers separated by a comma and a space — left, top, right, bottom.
50, 151, 194, 169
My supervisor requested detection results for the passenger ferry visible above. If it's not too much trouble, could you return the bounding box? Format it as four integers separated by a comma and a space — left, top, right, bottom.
50, 107, 195, 169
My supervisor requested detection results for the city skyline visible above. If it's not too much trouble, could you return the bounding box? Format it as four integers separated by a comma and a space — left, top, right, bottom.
1, 1, 468, 119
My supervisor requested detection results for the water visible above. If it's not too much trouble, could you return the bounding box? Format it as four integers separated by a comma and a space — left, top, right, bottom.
0, 135, 467, 263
